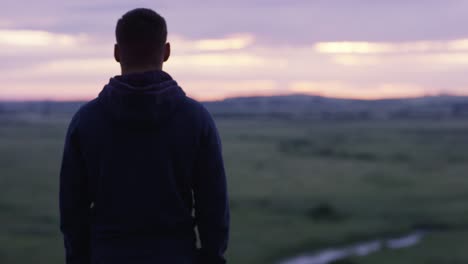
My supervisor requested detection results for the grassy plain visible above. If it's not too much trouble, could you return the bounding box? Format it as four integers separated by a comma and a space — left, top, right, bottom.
1, 115, 468, 263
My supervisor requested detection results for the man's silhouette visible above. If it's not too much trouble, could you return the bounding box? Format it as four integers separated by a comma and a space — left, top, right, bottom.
59, 8, 229, 264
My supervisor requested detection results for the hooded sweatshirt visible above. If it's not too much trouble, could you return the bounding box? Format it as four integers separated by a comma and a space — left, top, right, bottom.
59, 70, 229, 264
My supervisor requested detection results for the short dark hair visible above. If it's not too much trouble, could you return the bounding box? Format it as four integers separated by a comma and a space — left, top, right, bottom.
115, 8, 168, 68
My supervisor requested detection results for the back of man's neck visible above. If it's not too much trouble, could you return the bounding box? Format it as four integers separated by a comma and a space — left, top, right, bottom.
121, 65, 163, 75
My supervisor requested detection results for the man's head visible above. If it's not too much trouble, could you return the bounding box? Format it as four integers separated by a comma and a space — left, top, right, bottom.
114, 8, 170, 73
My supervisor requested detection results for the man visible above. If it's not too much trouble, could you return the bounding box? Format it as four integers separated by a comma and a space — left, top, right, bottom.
59, 8, 229, 264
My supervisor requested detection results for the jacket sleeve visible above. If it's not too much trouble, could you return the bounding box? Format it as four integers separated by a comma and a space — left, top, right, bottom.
193, 109, 230, 264
59, 112, 91, 264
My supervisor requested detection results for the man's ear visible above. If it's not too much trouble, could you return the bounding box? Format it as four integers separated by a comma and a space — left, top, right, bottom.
114, 44, 121, 63
163, 42, 171, 62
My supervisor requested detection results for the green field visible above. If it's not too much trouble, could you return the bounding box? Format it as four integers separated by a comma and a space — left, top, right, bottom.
1, 115, 468, 263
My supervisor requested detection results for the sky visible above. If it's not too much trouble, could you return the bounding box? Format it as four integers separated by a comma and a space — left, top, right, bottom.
1, 0, 468, 101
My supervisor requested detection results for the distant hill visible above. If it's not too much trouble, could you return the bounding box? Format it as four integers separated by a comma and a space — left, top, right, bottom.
203, 94, 468, 120
1, 95, 468, 120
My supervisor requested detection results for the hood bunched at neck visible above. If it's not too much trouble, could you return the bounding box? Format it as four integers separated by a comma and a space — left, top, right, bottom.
98, 70, 186, 128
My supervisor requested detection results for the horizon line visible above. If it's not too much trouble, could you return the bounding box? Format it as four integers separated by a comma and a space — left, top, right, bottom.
1, 92, 467, 103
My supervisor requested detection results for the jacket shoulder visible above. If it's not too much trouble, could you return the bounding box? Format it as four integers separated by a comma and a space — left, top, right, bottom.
182, 97, 213, 118
69, 98, 103, 130
76, 98, 101, 116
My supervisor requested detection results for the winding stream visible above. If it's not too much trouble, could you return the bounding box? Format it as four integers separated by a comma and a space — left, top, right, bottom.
278, 231, 426, 264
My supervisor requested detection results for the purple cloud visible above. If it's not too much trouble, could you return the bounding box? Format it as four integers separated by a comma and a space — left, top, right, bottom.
2, 0, 468, 44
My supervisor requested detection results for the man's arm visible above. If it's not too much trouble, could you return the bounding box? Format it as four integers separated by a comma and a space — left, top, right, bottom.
193, 110, 230, 264
59, 113, 91, 264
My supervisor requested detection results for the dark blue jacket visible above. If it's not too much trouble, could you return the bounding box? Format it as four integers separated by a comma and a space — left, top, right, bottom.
59, 71, 229, 264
